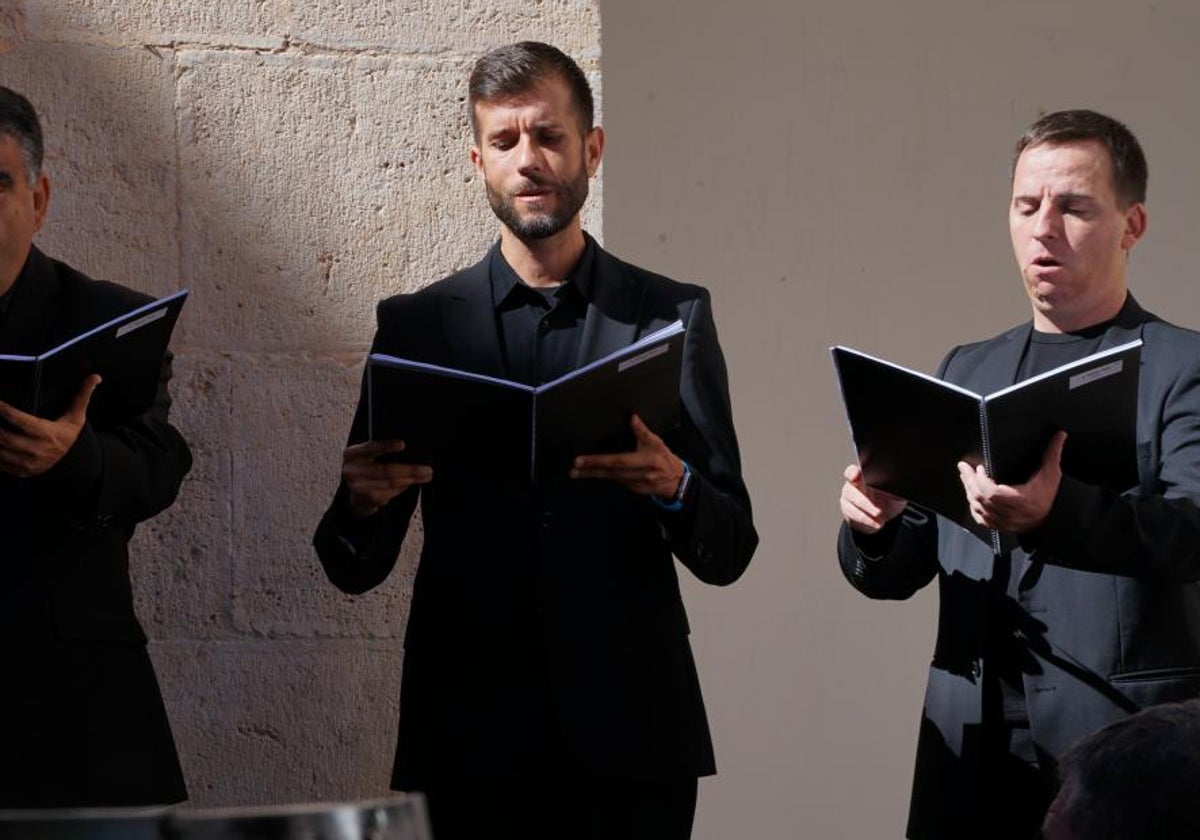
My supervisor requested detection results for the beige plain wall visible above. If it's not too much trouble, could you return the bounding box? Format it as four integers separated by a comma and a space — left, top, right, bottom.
0, 0, 600, 807
601, 2, 1200, 838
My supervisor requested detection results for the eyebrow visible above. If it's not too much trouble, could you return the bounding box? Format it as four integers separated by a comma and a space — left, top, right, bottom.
486, 117, 567, 135
1012, 191, 1097, 205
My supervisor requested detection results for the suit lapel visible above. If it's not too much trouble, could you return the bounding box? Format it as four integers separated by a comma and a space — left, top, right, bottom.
574, 246, 643, 369
439, 247, 506, 378
973, 323, 1032, 395
1095, 293, 1148, 351
0, 246, 61, 355
1018, 293, 1149, 578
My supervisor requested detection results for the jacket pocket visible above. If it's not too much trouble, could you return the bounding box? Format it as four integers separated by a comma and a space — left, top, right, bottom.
1108, 666, 1200, 684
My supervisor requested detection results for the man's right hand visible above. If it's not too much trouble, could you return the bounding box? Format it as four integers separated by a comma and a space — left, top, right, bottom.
343, 439, 432, 518
840, 463, 907, 534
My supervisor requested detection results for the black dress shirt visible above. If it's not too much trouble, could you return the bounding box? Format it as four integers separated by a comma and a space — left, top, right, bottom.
490, 237, 596, 386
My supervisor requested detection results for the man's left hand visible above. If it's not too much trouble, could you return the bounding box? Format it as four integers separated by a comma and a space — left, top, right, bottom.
958, 430, 1066, 534
0, 374, 101, 478
570, 414, 685, 498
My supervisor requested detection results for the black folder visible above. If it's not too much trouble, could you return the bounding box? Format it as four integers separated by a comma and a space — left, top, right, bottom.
0, 289, 188, 418
368, 320, 685, 482
831, 339, 1142, 549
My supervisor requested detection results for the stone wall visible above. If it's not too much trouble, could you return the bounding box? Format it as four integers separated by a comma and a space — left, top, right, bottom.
0, 0, 600, 806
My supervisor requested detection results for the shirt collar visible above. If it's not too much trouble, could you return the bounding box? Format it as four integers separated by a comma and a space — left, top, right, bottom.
489, 233, 598, 311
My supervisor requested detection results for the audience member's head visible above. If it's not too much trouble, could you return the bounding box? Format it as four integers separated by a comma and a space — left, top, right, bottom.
1042, 699, 1200, 840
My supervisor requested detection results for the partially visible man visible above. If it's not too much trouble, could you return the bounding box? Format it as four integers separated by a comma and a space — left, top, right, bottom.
0, 86, 191, 807
837, 110, 1200, 839
315, 42, 756, 840
1043, 699, 1200, 840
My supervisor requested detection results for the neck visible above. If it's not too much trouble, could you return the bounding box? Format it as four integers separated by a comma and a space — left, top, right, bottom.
499, 221, 586, 288
1033, 290, 1127, 334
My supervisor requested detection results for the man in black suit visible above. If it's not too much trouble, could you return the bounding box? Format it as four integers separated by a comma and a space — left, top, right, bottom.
838, 110, 1200, 839
314, 42, 757, 840
0, 86, 191, 806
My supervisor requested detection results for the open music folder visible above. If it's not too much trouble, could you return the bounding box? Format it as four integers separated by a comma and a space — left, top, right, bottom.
369, 320, 685, 483
0, 289, 188, 418
832, 339, 1142, 550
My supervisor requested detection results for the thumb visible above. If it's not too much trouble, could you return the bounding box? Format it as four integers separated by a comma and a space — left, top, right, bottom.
1043, 430, 1068, 469
64, 374, 102, 424
630, 413, 660, 447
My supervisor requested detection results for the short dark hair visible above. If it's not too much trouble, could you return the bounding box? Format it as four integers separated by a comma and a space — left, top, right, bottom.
0, 85, 43, 182
1057, 699, 1200, 840
1013, 109, 1147, 207
467, 41, 594, 137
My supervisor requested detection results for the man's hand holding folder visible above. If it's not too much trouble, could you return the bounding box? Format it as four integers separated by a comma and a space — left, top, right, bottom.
342, 438, 432, 518
0, 373, 100, 478
839, 463, 907, 535
570, 413, 687, 499
957, 430, 1066, 534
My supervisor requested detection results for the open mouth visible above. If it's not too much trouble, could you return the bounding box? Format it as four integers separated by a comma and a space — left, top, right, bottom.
1032, 255, 1062, 268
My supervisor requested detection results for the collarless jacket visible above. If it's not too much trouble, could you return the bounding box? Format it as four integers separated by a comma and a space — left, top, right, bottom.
839, 295, 1200, 838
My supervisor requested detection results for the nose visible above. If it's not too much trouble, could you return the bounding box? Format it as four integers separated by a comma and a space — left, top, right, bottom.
1032, 204, 1060, 240
515, 135, 544, 173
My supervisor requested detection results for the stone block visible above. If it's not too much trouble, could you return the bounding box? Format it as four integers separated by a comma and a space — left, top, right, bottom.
286, 0, 600, 56
0, 40, 180, 295
23, 0, 285, 49
150, 639, 404, 805
176, 50, 497, 354
0, 5, 26, 52
132, 350, 236, 639
226, 351, 420, 639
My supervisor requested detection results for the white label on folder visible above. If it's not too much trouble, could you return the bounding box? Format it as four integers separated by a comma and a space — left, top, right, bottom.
1070, 360, 1122, 389
116, 307, 168, 338
618, 343, 670, 372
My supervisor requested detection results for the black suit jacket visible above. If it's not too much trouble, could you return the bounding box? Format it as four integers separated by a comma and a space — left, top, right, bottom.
838, 295, 1200, 839
315, 241, 758, 787
0, 246, 191, 806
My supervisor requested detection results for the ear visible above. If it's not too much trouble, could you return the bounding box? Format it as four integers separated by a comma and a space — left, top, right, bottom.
584, 125, 605, 178
1121, 201, 1147, 251
32, 173, 50, 232
469, 144, 484, 176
